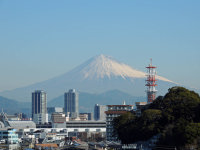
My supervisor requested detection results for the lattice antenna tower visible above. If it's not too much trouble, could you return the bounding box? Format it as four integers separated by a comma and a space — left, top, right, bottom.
146, 59, 157, 103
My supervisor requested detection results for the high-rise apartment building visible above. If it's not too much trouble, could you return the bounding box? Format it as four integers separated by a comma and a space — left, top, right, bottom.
105, 104, 134, 141
94, 104, 107, 121
64, 89, 79, 119
32, 90, 48, 124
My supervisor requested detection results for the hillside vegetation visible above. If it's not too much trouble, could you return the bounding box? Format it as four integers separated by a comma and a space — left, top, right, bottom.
113, 87, 200, 149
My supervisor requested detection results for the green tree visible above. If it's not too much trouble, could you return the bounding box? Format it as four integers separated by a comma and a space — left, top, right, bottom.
112, 86, 200, 148
112, 112, 135, 143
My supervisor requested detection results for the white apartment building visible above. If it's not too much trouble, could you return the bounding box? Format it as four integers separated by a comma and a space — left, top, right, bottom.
105, 104, 134, 141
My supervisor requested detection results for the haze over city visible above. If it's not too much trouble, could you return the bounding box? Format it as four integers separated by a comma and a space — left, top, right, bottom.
0, 0, 199, 93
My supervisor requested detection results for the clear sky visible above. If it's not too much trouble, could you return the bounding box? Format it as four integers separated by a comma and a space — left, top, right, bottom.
0, 0, 199, 92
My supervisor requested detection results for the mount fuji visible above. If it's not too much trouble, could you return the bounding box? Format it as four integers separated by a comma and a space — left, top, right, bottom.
0, 55, 176, 102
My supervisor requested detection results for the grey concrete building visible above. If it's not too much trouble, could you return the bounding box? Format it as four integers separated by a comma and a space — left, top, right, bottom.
94, 104, 107, 121
64, 89, 79, 119
32, 90, 48, 124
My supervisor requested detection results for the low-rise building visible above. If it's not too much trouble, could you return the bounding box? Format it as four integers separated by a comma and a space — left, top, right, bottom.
0, 128, 18, 144
79, 113, 93, 120
0, 128, 19, 149
0, 111, 36, 129
51, 113, 66, 128
65, 120, 106, 134
47, 107, 63, 122
79, 114, 88, 121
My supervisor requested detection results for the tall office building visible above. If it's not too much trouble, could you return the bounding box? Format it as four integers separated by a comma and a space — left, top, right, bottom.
64, 89, 79, 119
32, 90, 48, 124
94, 104, 107, 121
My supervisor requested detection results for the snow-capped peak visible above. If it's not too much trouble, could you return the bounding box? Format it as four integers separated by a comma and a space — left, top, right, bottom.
76, 54, 173, 82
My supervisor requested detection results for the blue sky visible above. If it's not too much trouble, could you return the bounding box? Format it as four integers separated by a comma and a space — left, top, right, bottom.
0, 0, 199, 91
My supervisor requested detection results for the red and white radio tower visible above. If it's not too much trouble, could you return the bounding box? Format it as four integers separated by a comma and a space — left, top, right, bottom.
146, 59, 157, 103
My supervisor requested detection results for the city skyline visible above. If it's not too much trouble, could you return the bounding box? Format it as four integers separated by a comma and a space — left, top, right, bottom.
0, 1, 199, 92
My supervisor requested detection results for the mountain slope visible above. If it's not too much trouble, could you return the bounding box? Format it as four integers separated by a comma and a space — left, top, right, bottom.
55, 54, 172, 81
0, 96, 30, 115
76, 55, 172, 82
0, 55, 176, 102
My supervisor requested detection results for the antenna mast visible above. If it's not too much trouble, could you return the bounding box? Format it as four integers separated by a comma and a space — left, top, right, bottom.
146, 59, 157, 103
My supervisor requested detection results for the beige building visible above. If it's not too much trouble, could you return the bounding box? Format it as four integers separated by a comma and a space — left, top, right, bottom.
51, 113, 66, 128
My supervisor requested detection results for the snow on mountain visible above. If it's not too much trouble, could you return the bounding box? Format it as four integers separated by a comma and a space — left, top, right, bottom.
74, 54, 173, 82
0, 54, 176, 102
81, 54, 145, 79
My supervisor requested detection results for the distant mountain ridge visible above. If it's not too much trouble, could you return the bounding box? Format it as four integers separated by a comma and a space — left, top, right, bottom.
0, 90, 145, 115
49, 89, 146, 112
0, 54, 176, 102
0, 95, 30, 115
